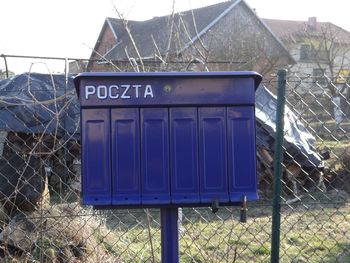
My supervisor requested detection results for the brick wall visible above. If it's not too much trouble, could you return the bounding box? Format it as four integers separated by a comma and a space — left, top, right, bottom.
88, 23, 117, 71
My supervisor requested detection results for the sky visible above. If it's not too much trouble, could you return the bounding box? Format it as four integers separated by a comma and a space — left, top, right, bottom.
1, 0, 350, 74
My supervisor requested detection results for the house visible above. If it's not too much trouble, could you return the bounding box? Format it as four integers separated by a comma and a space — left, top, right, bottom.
87, 0, 294, 78
263, 17, 350, 94
69, 60, 88, 75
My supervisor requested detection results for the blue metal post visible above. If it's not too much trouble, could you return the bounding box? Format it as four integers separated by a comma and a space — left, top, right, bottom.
161, 207, 179, 263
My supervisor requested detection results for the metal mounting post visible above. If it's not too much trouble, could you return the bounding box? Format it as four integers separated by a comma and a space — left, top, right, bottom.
161, 207, 179, 263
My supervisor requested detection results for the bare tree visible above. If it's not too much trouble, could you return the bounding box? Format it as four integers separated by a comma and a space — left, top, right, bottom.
291, 22, 350, 127
301, 22, 350, 96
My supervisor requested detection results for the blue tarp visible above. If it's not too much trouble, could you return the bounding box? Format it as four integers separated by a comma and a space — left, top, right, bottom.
0, 73, 79, 136
0, 73, 322, 168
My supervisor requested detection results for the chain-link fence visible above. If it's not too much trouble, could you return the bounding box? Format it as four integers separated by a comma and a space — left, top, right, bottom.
0, 55, 349, 262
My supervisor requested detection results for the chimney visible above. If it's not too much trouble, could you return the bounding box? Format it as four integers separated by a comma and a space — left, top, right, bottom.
308, 17, 317, 30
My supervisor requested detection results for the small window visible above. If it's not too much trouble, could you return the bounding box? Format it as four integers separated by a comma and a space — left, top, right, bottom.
300, 44, 312, 60
300, 44, 327, 62
313, 68, 326, 84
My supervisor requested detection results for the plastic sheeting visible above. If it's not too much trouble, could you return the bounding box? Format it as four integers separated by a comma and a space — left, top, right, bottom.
255, 85, 322, 168
0, 73, 322, 168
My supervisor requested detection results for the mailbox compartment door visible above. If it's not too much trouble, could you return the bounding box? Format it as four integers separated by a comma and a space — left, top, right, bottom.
199, 107, 229, 203
111, 108, 141, 205
141, 108, 170, 204
170, 108, 199, 204
81, 109, 111, 205
227, 106, 258, 201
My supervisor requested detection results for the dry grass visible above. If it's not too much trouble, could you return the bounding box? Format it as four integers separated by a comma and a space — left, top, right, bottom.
0, 195, 348, 262
92, 197, 350, 263
0, 203, 118, 263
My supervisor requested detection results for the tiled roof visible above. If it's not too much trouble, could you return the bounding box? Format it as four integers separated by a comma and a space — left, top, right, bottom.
262, 18, 350, 44
105, 0, 240, 60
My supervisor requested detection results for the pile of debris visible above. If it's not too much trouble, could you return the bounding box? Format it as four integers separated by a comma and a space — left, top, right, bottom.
255, 85, 327, 198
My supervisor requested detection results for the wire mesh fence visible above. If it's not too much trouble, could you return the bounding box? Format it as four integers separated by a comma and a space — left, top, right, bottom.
0, 55, 349, 262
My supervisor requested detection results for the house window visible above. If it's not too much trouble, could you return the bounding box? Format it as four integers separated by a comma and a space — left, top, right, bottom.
300, 44, 328, 62
336, 69, 350, 84
300, 44, 312, 60
313, 68, 326, 84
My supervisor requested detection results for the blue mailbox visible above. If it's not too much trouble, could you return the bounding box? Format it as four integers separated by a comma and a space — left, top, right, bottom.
74, 72, 262, 208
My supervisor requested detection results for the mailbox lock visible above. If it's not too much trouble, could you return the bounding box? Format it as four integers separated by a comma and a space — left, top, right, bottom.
211, 198, 219, 214
163, 84, 172, 93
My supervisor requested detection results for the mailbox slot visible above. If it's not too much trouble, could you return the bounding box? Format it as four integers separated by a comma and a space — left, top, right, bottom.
81, 108, 111, 205
170, 108, 199, 204
111, 108, 141, 205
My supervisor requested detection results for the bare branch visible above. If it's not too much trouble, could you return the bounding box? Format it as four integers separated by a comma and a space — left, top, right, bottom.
124, 47, 140, 72
112, 3, 145, 72
164, 0, 176, 61
83, 42, 121, 71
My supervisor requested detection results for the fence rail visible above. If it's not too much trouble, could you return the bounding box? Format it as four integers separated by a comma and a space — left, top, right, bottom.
0, 55, 349, 262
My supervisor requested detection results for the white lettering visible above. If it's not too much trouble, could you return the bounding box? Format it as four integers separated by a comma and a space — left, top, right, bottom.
133, 85, 141, 98
144, 85, 154, 98
108, 85, 119, 99
121, 85, 131, 99
97, 85, 108, 99
84, 84, 155, 100
85, 85, 96, 99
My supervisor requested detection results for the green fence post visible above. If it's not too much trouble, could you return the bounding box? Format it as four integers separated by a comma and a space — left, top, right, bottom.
270, 69, 287, 263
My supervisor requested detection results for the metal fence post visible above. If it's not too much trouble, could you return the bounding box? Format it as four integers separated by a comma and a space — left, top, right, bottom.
270, 69, 287, 263
0, 54, 9, 78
